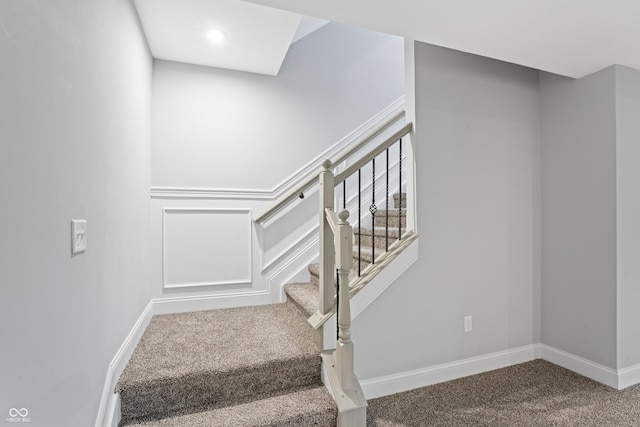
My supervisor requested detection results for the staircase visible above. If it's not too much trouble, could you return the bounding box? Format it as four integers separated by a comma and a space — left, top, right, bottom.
114, 115, 415, 426
114, 193, 407, 426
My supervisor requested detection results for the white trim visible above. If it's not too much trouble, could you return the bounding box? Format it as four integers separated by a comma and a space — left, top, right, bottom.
103, 394, 120, 427
321, 352, 367, 424
618, 362, 640, 389
534, 342, 543, 359
150, 97, 405, 201
265, 235, 319, 302
261, 225, 318, 272
150, 187, 273, 200
161, 208, 252, 289
538, 344, 619, 389
360, 345, 537, 399
152, 291, 279, 315
271, 97, 406, 201
321, 352, 336, 398
94, 301, 154, 427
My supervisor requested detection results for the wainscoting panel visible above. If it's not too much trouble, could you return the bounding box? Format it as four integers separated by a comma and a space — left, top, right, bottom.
162, 208, 252, 288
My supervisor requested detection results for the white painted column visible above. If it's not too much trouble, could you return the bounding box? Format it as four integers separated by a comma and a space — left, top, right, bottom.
318, 160, 335, 350
335, 209, 355, 391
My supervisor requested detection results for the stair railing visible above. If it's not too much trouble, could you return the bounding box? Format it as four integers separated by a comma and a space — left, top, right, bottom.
320, 166, 367, 426
335, 122, 412, 278
317, 122, 414, 426
316, 121, 413, 344
255, 109, 405, 224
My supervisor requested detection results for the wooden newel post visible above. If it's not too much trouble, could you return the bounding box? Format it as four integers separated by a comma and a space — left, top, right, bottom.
335, 209, 355, 391
319, 160, 335, 316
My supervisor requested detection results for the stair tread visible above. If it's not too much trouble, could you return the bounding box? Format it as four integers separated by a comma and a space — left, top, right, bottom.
374, 208, 406, 216
122, 386, 337, 427
354, 226, 404, 236
285, 282, 319, 318
116, 302, 321, 423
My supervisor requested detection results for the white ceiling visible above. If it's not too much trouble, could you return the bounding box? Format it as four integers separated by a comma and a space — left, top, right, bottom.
242, 0, 640, 79
134, 0, 306, 76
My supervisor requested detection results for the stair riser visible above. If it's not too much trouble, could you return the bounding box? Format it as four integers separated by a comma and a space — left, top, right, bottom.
373, 213, 406, 228
393, 193, 406, 209
119, 357, 322, 424
354, 234, 402, 250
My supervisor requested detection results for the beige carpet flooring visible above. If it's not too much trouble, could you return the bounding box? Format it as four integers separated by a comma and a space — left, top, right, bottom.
367, 359, 640, 426
116, 302, 327, 425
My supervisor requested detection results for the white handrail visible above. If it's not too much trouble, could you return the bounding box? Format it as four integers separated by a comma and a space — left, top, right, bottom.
334, 122, 412, 185
325, 208, 339, 234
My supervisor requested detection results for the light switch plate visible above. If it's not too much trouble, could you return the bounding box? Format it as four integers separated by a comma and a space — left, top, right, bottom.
71, 219, 87, 255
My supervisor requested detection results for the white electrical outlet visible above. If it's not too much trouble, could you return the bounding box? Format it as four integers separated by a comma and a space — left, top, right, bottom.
71, 219, 87, 255
464, 316, 472, 332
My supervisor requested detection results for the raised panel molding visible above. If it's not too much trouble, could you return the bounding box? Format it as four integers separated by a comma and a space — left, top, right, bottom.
162, 208, 252, 289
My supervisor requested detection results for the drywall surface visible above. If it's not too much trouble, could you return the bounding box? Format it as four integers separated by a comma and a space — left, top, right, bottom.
352, 42, 541, 379
0, 1, 152, 425
540, 68, 617, 369
614, 65, 640, 370
151, 22, 404, 190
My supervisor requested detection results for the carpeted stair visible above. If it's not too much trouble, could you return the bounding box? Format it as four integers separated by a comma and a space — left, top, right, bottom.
115, 193, 406, 426
285, 193, 406, 317
115, 302, 337, 426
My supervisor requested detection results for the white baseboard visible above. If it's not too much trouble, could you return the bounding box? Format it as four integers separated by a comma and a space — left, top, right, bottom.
103, 394, 120, 427
360, 343, 640, 401
94, 301, 153, 427
618, 362, 640, 389
152, 291, 280, 315
538, 344, 619, 389
360, 345, 537, 400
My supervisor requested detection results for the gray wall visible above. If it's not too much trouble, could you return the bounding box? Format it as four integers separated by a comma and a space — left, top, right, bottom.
614, 66, 640, 369
540, 68, 618, 369
151, 22, 404, 190
353, 42, 541, 378
0, 1, 152, 425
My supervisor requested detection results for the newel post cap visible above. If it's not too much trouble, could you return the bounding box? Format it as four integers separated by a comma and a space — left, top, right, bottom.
338, 209, 350, 224
322, 159, 333, 170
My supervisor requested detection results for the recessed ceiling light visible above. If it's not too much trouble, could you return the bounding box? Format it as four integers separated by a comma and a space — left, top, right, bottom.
207, 29, 226, 44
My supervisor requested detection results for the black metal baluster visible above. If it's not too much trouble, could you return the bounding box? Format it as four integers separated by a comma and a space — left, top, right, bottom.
370, 158, 377, 264
358, 169, 362, 276
343, 180, 347, 210
385, 148, 389, 252
398, 138, 402, 240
